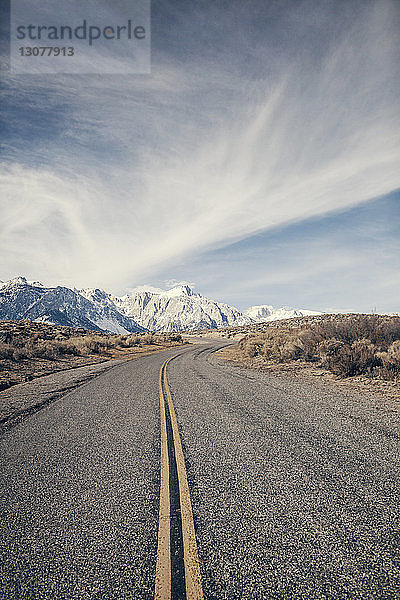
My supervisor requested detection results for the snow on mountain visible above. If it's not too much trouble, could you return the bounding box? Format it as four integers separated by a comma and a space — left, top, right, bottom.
245, 304, 322, 322
0, 278, 145, 334
0, 277, 50, 319
124, 284, 194, 298
77, 287, 146, 334
113, 284, 251, 331
0, 276, 326, 333
162, 284, 195, 298
126, 285, 163, 295
3, 276, 44, 288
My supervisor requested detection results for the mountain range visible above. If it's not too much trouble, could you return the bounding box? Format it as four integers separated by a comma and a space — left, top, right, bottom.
0, 276, 322, 333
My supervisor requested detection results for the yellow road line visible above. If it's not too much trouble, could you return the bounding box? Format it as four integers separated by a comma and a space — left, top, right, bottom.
154, 359, 171, 600
163, 362, 204, 600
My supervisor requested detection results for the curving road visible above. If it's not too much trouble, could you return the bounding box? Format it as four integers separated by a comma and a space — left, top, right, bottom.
0, 341, 399, 599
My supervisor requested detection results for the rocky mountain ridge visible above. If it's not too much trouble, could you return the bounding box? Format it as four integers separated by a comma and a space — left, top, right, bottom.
244, 304, 322, 322
0, 278, 145, 334
0, 277, 323, 333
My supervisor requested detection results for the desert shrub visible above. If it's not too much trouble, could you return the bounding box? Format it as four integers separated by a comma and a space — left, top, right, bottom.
55, 340, 80, 356
9, 340, 59, 360
27, 341, 60, 360
280, 340, 304, 360
116, 335, 138, 347
14, 341, 34, 359
165, 333, 183, 343
388, 339, 400, 363
245, 341, 259, 358
262, 336, 284, 360
0, 322, 182, 365
314, 318, 400, 379
84, 339, 102, 354
120, 334, 143, 347
81, 335, 112, 354
68, 337, 88, 355
260, 330, 306, 361
65, 335, 111, 355
0, 341, 14, 359
12, 347, 28, 360
234, 315, 400, 380
318, 338, 346, 361
314, 315, 400, 349
376, 340, 400, 380
240, 330, 308, 361
36, 342, 58, 360
321, 338, 381, 377
239, 335, 266, 358
295, 330, 321, 361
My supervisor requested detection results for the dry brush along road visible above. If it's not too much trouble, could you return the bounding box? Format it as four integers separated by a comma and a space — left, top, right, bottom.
0, 340, 399, 599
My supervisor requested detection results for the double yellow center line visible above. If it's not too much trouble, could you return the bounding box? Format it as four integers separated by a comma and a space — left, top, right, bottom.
154, 357, 204, 600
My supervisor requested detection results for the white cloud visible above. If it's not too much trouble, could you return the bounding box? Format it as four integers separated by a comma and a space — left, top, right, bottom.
1, 1, 399, 292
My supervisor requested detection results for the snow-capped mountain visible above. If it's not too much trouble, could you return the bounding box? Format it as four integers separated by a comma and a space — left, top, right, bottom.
111, 284, 251, 332
0, 277, 145, 334
0, 276, 324, 333
245, 305, 322, 322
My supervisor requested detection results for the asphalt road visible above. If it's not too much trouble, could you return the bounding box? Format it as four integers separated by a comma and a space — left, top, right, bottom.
0, 341, 399, 599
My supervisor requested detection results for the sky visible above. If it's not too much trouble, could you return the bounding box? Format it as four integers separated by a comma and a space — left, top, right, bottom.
1, 0, 399, 312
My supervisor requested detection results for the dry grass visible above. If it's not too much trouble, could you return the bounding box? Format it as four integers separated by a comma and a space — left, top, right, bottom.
231, 314, 400, 382
0, 320, 184, 391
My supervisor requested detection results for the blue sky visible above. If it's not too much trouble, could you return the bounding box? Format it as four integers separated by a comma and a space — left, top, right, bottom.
1, 0, 399, 311
154, 191, 400, 312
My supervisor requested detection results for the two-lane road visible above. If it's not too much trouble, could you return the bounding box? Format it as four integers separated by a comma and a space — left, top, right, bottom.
1, 342, 399, 599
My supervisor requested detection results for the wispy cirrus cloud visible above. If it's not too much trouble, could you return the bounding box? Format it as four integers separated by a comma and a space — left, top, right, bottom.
1, 0, 399, 297
156, 191, 400, 313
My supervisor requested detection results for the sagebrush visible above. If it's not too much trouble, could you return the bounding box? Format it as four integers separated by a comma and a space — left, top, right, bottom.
238, 315, 400, 380
0, 329, 183, 362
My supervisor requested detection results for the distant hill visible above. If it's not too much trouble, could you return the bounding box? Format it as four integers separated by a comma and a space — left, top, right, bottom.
244, 304, 322, 322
